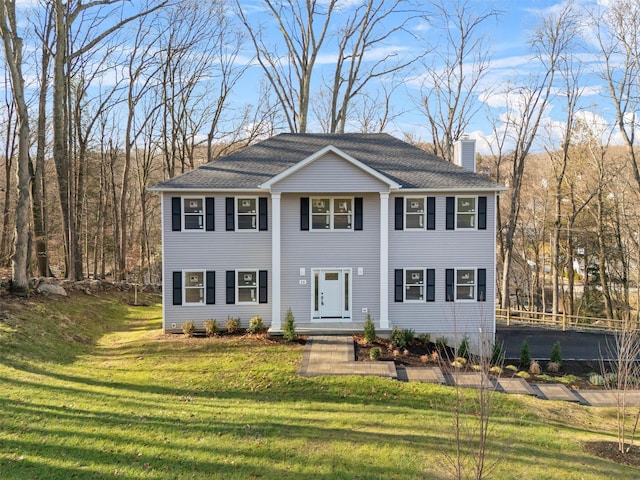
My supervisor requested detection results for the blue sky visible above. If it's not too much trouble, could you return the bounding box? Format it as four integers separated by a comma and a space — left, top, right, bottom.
10, 0, 623, 155
230, 0, 620, 153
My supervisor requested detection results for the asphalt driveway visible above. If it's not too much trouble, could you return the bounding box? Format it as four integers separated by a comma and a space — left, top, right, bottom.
496, 326, 617, 361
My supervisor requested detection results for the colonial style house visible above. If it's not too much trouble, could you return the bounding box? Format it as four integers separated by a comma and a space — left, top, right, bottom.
150, 133, 505, 346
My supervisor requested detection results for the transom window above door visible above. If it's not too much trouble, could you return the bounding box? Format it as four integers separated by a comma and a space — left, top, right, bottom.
311, 197, 353, 230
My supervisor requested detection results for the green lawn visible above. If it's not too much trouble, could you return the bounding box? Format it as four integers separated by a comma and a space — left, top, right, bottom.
0, 292, 635, 479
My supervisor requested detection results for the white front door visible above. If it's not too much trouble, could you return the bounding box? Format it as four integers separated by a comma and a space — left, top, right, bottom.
312, 268, 351, 320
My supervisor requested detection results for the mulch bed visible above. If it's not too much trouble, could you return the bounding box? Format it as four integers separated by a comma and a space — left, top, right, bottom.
584, 441, 640, 467
353, 334, 605, 389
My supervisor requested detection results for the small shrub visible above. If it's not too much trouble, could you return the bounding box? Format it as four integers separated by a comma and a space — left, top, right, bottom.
605, 372, 618, 387
471, 364, 482, 372
283, 308, 296, 341
204, 319, 218, 337
491, 342, 505, 365
430, 351, 439, 361
417, 333, 431, 345
402, 348, 409, 356
420, 354, 429, 363
529, 360, 541, 375
182, 320, 195, 337
489, 365, 503, 375
363, 314, 376, 344
588, 373, 605, 386
392, 349, 400, 358
550, 341, 562, 366
390, 327, 407, 349
505, 364, 518, 372
547, 361, 560, 373
247, 315, 265, 334
516, 371, 530, 379
403, 328, 415, 345
458, 335, 470, 360
226, 317, 241, 334
369, 347, 381, 360
519, 340, 531, 369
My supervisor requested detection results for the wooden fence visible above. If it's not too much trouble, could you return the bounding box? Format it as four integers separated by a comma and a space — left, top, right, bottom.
496, 308, 628, 332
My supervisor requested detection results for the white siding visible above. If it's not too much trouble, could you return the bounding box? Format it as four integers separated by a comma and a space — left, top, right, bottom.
279, 193, 381, 325
388, 192, 496, 344
162, 192, 272, 331
272, 152, 390, 193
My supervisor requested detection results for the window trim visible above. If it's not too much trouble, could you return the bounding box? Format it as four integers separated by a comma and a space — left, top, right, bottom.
182, 196, 205, 232
309, 196, 355, 231
404, 198, 426, 230
455, 196, 477, 230
183, 270, 206, 306
236, 196, 259, 232
454, 267, 476, 302
404, 268, 425, 302
236, 269, 259, 304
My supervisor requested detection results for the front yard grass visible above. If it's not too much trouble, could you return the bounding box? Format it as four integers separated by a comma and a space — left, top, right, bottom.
0, 292, 636, 479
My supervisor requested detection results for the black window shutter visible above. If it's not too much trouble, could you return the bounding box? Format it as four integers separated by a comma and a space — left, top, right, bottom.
172, 271, 182, 305
226, 271, 235, 304
206, 271, 216, 304
446, 197, 455, 230
445, 268, 455, 302
300, 197, 309, 231
259, 197, 268, 231
225, 197, 235, 231
172, 197, 181, 231
394, 197, 403, 230
426, 268, 435, 302
354, 197, 363, 231
477, 268, 487, 301
205, 197, 215, 231
259, 270, 268, 303
426, 197, 436, 230
394, 269, 403, 302
478, 196, 487, 230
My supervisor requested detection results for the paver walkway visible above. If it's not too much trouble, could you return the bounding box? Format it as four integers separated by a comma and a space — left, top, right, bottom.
300, 335, 640, 407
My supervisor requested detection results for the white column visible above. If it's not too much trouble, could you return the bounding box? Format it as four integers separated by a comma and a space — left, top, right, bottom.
379, 192, 389, 329
271, 193, 282, 330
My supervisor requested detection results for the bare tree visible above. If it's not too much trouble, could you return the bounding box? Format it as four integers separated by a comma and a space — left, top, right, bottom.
0, 0, 33, 290
0, 80, 17, 268
419, 0, 496, 161
51, 0, 166, 280
496, 4, 575, 309
324, 0, 415, 133
594, 0, 640, 192
236, 0, 337, 133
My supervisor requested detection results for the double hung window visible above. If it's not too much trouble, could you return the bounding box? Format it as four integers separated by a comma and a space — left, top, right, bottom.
183, 198, 204, 230
237, 198, 257, 230
311, 197, 353, 230
456, 197, 476, 229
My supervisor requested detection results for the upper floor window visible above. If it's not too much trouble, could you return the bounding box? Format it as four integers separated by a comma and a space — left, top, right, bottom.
311, 197, 353, 230
171, 196, 215, 232
456, 197, 476, 229
237, 198, 257, 230
405, 198, 425, 229
225, 197, 268, 231
446, 196, 487, 230
183, 198, 204, 230
395, 196, 435, 230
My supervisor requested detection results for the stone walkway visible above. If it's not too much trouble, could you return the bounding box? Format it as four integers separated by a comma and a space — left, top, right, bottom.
299, 336, 640, 407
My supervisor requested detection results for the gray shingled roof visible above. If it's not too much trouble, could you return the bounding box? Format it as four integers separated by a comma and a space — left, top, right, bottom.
150, 133, 502, 191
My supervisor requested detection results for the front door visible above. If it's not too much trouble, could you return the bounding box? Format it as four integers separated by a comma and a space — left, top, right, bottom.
312, 268, 351, 320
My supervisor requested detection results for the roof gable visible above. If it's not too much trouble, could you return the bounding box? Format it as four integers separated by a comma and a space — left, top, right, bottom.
259, 145, 400, 191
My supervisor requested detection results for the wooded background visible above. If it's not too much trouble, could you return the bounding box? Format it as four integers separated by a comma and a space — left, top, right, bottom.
1, 0, 640, 321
